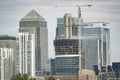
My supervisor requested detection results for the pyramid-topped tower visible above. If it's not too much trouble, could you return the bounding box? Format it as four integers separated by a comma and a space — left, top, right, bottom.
20, 9, 47, 28
18, 9, 48, 77
21, 9, 45, 21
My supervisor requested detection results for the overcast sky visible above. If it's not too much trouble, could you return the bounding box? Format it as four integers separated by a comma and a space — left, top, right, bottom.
0, 0, 120, 64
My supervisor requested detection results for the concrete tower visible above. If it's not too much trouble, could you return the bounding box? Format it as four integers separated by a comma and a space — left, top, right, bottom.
19, 10, 48, 77
64, 13, 72, 39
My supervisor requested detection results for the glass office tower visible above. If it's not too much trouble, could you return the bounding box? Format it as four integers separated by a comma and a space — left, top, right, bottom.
54, 16, 110, 75
19, 10, 48, 77
82, 22, 110, 70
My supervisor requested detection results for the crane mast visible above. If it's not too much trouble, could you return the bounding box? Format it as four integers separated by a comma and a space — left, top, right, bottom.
78, 6, 81, 19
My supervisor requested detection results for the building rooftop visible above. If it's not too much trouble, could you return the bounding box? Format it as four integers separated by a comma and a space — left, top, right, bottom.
21, 9, 45, 21
0, 35, 16, 40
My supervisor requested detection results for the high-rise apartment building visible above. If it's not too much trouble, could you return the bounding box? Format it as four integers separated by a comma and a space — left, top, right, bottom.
54, 13, 83, 75
0, 35, 17, 75
0, 48, 14, 80
82, 22, 110, 70
19, 10, 48, 77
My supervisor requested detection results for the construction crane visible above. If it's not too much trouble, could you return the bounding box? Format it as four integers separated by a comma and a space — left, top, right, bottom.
54, 4, 92, 72
54, 4, 92, 19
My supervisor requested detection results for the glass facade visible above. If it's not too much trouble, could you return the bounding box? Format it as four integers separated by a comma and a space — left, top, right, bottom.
54, 39, 79, 75
82, 39, 98, 70
54, 39, 79, 55
54, 15, 82, 75
19, 10, 48, 77
82, 23, 110, 70
55, 16, 110, 75
55, 57, 79, 75
55, 14, 110, 75
72, 26, 78, 36
56, 17, 79, 39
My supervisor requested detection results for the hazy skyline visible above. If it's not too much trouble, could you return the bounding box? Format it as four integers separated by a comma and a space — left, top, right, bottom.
0, 0, 120, 63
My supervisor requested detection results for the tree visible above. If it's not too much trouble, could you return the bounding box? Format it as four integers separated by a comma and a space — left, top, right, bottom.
29, 77, 36, 80
10, 73, 36, 80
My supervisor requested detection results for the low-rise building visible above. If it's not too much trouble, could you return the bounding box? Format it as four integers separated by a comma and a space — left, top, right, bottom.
78, 69, 97, 80
44, 75, 78, 80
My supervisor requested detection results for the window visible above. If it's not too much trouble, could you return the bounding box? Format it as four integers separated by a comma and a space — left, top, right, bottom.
72, 27, 78, 36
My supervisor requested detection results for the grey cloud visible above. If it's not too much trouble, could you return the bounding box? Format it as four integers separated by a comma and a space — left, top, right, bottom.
0, 0, 120, 62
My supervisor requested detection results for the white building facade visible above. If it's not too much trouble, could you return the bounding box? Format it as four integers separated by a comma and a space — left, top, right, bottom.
0, 48, 14, 80
0, 35, 17, 74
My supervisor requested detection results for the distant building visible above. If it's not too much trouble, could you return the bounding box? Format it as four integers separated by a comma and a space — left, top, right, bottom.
111, 62, 120, 80
93, 62, 120, 80
0, 48, 14, 80
44, 75, 78, 80
43, 58, 55, 76
82, 22, 110, 70
19, 10, 48, 77
54, 14, 110, 75
94, 65, 112, 80
0, 35, 17, 74
56, 17, 80, 39
78, 69, 97, 80
54, 13, 84, 75
49, 59, 56, 75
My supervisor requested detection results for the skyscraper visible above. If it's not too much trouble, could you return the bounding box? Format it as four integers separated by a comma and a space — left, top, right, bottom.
0, 35, 18, 74
54, 13, 83, 75
82, 22, 110, 70
54, 14, 110, 75
19, 10, 48, 77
